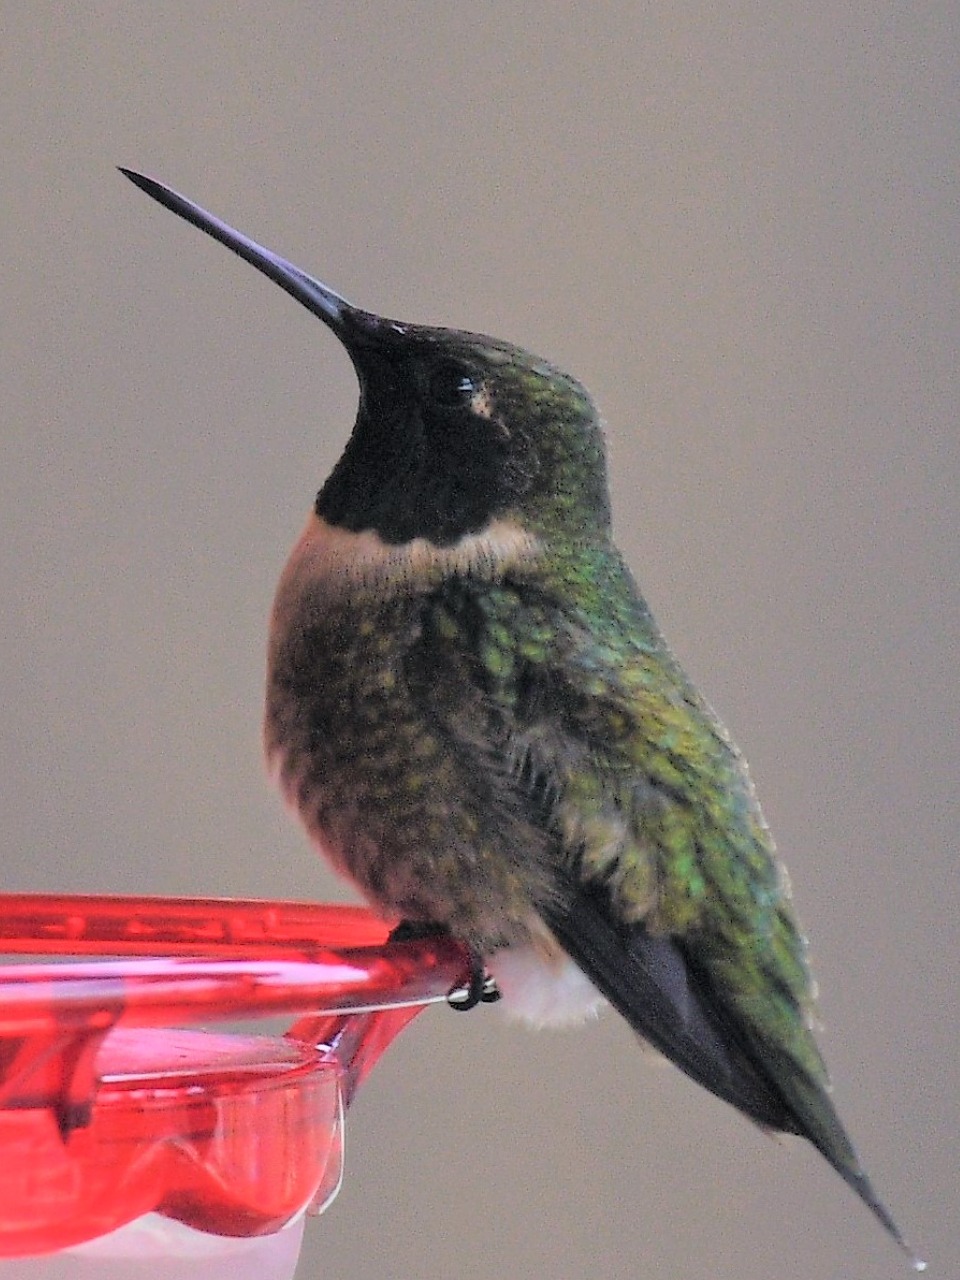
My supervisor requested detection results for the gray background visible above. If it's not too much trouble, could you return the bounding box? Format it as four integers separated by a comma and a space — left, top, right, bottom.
3, 4, 957, 1278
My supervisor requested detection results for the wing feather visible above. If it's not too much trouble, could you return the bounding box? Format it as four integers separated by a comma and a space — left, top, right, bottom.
409, 566, 906, 1247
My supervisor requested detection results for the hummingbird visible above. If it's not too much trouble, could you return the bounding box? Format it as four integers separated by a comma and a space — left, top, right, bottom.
121, 168, 921, 1266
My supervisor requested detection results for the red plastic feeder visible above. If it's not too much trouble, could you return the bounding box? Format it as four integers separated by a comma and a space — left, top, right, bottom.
0, 894, 473, 1278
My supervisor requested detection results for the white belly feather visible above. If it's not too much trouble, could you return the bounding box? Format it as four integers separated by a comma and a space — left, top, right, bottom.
488, 945, 607, 1028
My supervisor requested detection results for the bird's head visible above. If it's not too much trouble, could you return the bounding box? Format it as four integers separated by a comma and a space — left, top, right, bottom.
122, 171, 612, 553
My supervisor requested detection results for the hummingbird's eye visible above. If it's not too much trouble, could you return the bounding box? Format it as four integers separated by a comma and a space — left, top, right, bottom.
426, 361, 478, 407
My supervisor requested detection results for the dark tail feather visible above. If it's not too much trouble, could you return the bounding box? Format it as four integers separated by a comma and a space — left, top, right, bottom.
545, 886, 796, 1129
751, 1044, 924, 1268
545, 886, 924, 1268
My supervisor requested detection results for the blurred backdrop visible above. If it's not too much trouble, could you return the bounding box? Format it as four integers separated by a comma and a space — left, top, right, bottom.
2, 5, 957, 1277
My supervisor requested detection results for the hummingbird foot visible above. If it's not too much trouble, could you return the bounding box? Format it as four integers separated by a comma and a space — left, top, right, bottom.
447, 955, 501, 1011
385, 920, 501, 1009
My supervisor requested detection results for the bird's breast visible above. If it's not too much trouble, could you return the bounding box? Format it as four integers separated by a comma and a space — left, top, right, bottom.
262, 511, 552, 944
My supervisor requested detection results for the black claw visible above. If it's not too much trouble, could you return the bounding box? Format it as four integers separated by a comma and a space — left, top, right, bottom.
448, 951, 500, 1011
480, 974, 501, 1004
386, 922, 500, 1010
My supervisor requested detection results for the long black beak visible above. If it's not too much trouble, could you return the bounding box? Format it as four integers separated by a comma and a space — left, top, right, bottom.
120, 168, 369, 341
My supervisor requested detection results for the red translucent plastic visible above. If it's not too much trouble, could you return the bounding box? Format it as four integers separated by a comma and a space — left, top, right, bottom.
0, 894, 472, 1258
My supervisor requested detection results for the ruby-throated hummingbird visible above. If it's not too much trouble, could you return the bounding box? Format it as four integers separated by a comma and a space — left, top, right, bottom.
122, 168, 921, 1266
